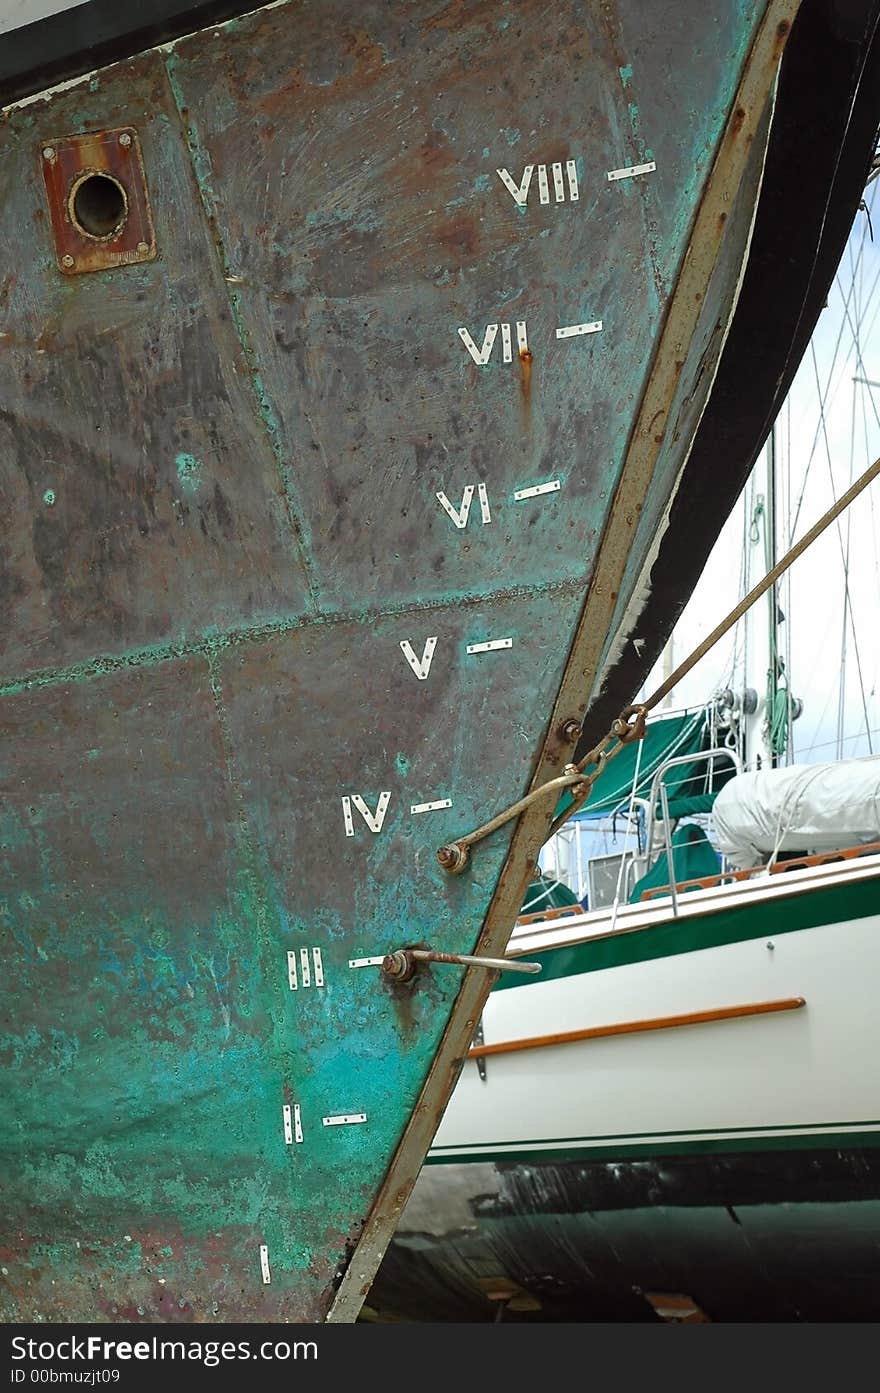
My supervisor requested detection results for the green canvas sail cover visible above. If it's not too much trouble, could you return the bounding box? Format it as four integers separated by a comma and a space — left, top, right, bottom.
520, 871, 581, 917
628, 822, 722, 903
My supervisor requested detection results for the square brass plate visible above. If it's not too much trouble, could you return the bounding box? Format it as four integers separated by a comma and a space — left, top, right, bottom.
40, 126, 156, 276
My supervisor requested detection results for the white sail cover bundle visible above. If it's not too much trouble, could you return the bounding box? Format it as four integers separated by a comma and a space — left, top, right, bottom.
711, 757, 880, 869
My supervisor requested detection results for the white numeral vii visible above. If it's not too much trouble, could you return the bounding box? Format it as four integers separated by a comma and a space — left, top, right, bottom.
458, 322, 528, 365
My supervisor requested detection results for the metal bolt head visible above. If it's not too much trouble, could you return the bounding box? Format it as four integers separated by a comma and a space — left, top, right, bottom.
559, 718, 582, 744
42, 146, 55, 161
118, 132, 132, 147
437, 842, 468, 873
381, 950, 416, 983
136, 241, 149, 255
61, 254, 75, 269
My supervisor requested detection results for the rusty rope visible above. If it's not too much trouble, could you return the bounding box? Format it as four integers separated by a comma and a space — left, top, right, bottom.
437, 452, 880, 873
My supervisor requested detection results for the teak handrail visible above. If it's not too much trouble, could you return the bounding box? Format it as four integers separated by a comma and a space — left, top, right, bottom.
516, 904, 583, 926
467, 997, 806, 1060
640, 839, 880, 901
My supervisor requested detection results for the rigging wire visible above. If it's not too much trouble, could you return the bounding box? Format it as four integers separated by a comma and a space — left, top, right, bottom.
788, 179, 879, 762
784, 396, 794, 764
796, 726, 880, 757
821, 218, 880, 755
788, 202, 876, 542
808, 341, 875, 759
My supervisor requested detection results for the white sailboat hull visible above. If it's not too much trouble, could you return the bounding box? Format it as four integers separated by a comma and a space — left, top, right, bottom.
432, 856, 880, 1162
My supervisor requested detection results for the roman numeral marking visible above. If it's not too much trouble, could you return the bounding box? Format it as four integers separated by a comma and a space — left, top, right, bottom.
342, 792, 391, 835
478, 481, 491, 523
497, 161, 578, 205
283, 1103, 301, 1145
458, 323, 498, 364
400, 636, 437, 680
436, 483, 491, 528
287, 946, 324, 989
458, 323, 528, 366
259, 1246, 271, 1284
496, 164, 534, 205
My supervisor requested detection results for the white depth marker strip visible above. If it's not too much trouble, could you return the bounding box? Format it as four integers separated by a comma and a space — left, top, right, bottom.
552, 162, 565, 202
496, 165, 533, 206
400, 635, 437, 681
294, 1103, 303, 1144
477, 482, 491, 524
300, 947, 311, 989
323, 1114, 367, 1127
436, 485, 474, 529
349, 791, 391, 834
287, 951, 298, 991
312, 947, 324, 988
457, 325, 498, 365
537, 165, 550, 204
260, 1245, 271, 1284
501, 323, 512, 362
410, 798, 452, 815
466, 638, 513, 654
514, 480, 561, 501
566, 159, 579, 200
606, 160, 656, 182
282, 1104, 293, 1145
349, 956, 385, 969
556, 321, 602, 339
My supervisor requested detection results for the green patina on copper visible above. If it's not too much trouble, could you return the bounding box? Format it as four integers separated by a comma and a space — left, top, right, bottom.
175, 452, 203, 494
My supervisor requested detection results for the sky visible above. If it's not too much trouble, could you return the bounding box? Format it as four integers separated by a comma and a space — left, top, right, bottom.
638, 173, 880, 767
0, 0, 86, 33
